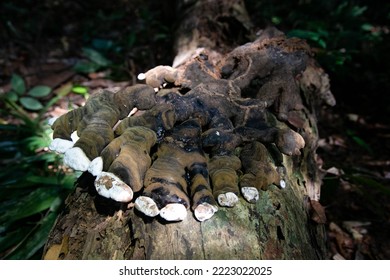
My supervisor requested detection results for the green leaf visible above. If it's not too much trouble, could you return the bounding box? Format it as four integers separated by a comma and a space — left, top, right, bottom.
346, 129, 373, 154
348, 174, 390, 196
0, 228, 26, 253
39, 83, 73, 120
351, 135, 373, 154
0, 123, 18, 131
92, 38, 114, 51
22, 135, 50, 152
11, 74, 26, 95
82, 47, 111, 66
288, 29, 319, 41
0, 184, 39, 201
351, 5, 367, 17
61, 173, 78, 190
24, 152, 58, 163
334, 1, 348, 15
19, 97, 44, 111
7, 211, 58, 259
73, 60, 101, 73
5, 91, 19, 102
271, 16, 282, 25
317, 39, 327, 49
0, 187, 58, 225
26, 176, 59, 185
27, 86, 51, 98
361, 23, 373, 31
0, 140, 19, 155
72, 85, 88, 95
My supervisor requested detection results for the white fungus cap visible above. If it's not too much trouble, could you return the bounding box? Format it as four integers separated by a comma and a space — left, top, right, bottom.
134, 196, 160, 217
49, 138, 74, 153
95, 172, 133, 202
137, 73, 146, 80
194, 202, 218, 222
241, 187, 259, 203
88, 156, 103, 176
70, 131, 79, 142
64, 147, 91, 171
159, 203, 187, 221
217, 192, 239, 207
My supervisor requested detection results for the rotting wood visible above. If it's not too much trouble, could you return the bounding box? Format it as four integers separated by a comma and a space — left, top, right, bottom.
43, 0, 332, 259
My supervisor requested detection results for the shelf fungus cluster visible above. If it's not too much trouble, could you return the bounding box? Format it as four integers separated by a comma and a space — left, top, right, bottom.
50, 29, 331, 222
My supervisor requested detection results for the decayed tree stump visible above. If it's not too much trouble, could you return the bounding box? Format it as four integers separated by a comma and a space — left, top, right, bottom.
43, 0, 334, 260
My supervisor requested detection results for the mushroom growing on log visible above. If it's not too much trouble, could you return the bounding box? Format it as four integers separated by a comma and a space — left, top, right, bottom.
50, 34, 309, 221
44, 0, 334, 260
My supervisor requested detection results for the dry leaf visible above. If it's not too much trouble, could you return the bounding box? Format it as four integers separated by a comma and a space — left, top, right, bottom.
43, 235, 69, 260
310, 199, 327, 224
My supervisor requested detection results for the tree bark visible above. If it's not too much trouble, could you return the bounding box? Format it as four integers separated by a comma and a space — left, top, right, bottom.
43, 0, 332, 260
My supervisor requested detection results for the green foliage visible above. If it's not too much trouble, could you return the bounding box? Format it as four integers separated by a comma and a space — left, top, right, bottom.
247, 0, 390, 121
348, 173, 390, 197
248, 0, 388, 71
19, 97, 44, 111
1, 0, 173, 82
71, 85, 90, 100
73, 47, 112, 74
0, 0, 173, 258
346, 129, 373, 154
11, 74, 25, 95
5, 74, 52, 115
27, 86, 52, 98
0, 80, 77, 259
321, 166, 389, 223
3, 77, 72, 132
288, 29, 328, 48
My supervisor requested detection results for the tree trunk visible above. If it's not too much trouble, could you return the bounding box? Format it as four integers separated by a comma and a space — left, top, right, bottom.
43, 0, 333, 260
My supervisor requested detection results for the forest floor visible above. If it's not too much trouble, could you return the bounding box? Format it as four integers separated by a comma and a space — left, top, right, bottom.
318, 104, 390, 259
1, 1, 389, 260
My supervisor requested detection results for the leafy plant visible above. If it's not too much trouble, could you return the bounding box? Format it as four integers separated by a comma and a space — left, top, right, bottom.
248, 0, 388, 69
346, 129, 373, 154
73, 47, 112, 74
3, 75, 73, 133
72, 85, 90, 100
6, 74, 51, 111
0, 79, 77, 259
